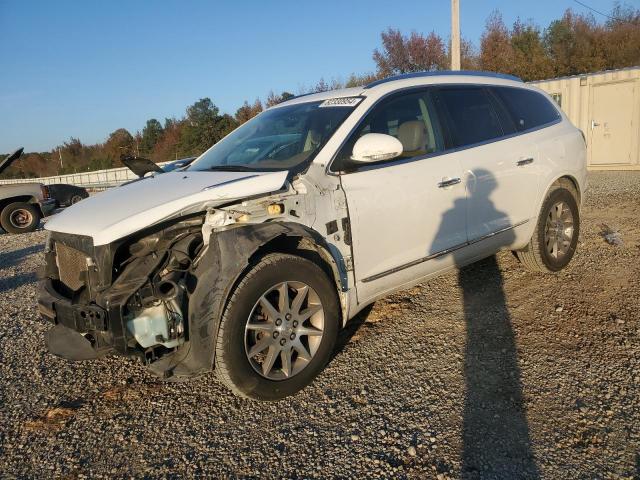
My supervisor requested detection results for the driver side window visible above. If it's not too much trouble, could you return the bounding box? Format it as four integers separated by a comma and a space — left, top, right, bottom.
331, 89, 444, 172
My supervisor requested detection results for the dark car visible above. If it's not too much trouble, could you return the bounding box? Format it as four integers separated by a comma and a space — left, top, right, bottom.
48, 184, 89, 207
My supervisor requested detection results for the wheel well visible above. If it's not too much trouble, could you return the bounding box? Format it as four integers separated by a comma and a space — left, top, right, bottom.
0, 196, 37, 213
248, 234, 342, 293
554, 175, 581, 204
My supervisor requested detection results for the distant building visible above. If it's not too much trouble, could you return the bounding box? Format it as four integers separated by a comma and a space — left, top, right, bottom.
530, 67, 640, 170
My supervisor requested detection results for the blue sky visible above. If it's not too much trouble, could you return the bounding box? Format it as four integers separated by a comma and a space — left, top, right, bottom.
0, 0, 617, 152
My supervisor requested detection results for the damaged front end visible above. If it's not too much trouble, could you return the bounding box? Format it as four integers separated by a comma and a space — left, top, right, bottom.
39, 215, 204, 371
39, 207, 349, 380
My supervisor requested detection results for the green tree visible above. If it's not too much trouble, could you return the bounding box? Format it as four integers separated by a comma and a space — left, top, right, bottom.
179, 98, 239, 155
510, 19, 554, 80
140, 119, 164, 155
544, 10, 606, 77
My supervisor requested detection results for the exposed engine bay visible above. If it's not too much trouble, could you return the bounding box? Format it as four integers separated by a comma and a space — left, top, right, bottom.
38, 175, 352, 379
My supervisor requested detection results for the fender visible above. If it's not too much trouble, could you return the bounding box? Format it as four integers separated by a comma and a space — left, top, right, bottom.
148, 221, 347, 378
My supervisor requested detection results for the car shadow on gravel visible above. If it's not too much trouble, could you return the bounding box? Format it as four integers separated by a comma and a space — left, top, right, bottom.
0, 244, 43, 272
331, 304, 374, 360
0, 272, 37, 293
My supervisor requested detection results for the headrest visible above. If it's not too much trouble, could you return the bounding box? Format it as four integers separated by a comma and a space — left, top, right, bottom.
397, 121, 427, 152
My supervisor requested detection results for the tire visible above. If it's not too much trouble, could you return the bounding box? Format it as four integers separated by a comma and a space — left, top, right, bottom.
515, 183, 580, 272
215, 253, 340, 400
70, 194, 84, 205
0, 202, 41, 234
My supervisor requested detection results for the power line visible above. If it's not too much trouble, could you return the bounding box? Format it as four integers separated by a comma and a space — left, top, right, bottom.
572, 0, 638, 24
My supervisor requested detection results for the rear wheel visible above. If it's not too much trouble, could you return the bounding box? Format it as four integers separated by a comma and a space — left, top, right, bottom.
0, 202, 41, 234
215, 253, 340, 400
515, 183, 579, 272
70, 194, 84, 205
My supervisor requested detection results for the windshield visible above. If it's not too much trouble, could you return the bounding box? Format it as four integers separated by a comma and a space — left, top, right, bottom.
188, 101, 356, 172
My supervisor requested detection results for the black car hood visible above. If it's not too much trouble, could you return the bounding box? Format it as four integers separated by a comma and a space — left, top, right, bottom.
0, 147, 24, 175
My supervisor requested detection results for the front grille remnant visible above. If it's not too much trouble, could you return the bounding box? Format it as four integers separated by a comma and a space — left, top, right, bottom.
55, 243, 88, 291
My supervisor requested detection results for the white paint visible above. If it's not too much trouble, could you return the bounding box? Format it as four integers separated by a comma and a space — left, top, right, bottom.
46, 72, 587, 324
350, 133, 404, 163
340, 150, 467, 301
45, 170, 288, 245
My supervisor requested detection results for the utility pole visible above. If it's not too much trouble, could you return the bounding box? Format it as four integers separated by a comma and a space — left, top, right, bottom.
58, 147, 63, 169
451, 0, 461, 70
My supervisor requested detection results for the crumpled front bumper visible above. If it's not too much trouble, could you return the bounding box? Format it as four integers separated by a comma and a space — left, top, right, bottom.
38, 279, 117, 360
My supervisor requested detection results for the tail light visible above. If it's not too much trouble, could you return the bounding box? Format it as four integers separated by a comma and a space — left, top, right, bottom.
41, 185, 50, 199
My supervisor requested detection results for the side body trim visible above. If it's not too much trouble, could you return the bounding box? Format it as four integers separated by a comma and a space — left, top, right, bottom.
360, 219, 529, 283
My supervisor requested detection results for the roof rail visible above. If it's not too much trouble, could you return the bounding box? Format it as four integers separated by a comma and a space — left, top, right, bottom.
364, 70, 523, 88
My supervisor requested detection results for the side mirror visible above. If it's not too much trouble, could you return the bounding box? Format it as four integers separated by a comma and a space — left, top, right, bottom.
351, 133, 403, 163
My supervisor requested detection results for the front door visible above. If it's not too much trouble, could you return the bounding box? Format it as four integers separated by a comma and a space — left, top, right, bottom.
590, 81, 637, 166
332, 89, 467, 301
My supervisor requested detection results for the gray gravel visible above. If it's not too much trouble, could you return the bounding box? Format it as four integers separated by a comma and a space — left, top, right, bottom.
0, 171, 639, 479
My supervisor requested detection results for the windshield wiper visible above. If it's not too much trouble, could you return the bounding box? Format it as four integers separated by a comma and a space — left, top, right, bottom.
206, 165, 257, 172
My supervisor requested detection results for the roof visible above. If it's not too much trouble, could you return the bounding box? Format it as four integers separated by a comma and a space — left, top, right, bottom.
365, 70, 522, 88
274, 70, 525, 108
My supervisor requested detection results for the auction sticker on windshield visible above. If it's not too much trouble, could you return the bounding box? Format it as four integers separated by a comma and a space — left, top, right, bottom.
319, 97, 363, 107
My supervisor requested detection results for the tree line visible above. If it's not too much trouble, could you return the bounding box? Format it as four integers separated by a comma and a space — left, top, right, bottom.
2, 3, 638, 179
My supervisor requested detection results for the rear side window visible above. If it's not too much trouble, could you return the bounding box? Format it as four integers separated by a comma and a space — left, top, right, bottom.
492, 87, 561, 132
435, 87, 503, 147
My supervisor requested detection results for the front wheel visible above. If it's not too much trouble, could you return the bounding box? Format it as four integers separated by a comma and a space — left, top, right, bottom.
215, 253, 340, 400
515, 184, 580, 272
0, 202, 41, 234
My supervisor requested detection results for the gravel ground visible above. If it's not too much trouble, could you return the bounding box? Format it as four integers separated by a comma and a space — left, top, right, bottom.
0, 171, 639, 479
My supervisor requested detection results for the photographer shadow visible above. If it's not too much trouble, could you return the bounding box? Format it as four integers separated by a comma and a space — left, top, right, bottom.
434, 170, 539, 478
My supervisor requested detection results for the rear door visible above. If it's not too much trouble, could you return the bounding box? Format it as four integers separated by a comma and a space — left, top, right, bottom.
433, 86, 544, 242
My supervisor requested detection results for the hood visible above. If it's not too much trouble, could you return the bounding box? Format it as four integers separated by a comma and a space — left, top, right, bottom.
46, 170, 288, 245
0, 147, 24, 175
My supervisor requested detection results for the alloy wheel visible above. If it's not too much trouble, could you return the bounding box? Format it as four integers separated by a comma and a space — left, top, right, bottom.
244, 281, 325, 380
544, 200, 574, 259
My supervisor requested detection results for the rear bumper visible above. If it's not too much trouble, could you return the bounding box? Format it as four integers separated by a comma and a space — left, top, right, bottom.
40, 198, 57, 216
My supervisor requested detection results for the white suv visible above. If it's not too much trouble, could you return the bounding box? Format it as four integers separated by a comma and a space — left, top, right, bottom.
39, 71, 586, 400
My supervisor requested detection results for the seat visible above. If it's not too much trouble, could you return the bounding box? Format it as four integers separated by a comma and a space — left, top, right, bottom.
397, 120, 428, 157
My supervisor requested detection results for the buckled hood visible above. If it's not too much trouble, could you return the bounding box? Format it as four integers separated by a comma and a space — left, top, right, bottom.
45, 170, 289, 245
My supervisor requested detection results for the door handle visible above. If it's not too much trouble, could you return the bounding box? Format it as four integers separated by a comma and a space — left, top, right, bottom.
438, 177, 461, 188
516, 157, 534, 166
591, 120, 600, 129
